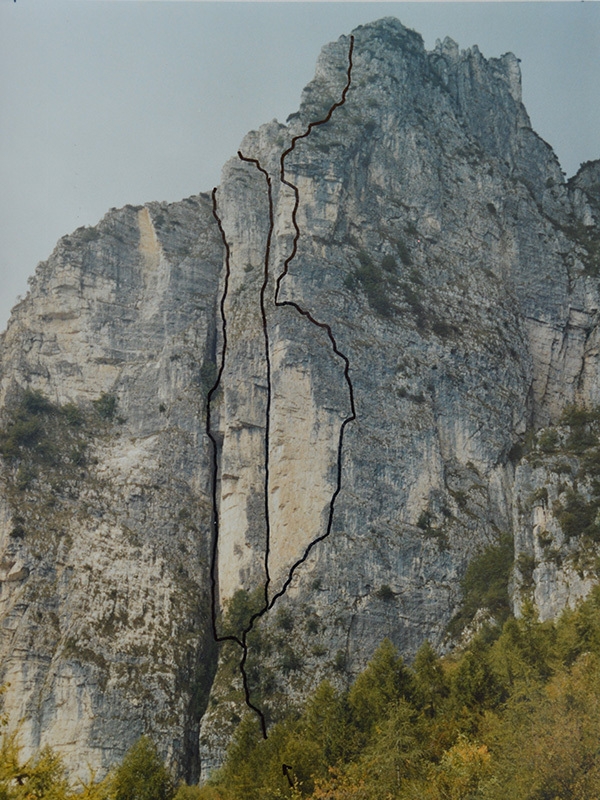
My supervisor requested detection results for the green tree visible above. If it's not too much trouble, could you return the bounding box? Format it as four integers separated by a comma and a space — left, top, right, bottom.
13, 748, 70, 800
112, 737, 174, 800
554, 584, 600, 665
173, 786, 229, 800
358, 699, 425, 796
300, 682, 355, 767
212, 715, 264, 800
348, 639, 414, 739
413, 641, 449, 718
21, 390, 54, 416
0, 730, 72, 800
490, 608, 554, 690
451, 638, 504, 715
92, 393, 118, 421
418, 736, 492, 800
448, 534, 513, 636
221, 589, 264, 640
483, 653, 600, 799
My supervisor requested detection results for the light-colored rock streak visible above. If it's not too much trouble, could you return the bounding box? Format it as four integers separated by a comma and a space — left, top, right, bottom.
137, 207, 170, 321
214, 158, 270, 608
268, 339, 341, 594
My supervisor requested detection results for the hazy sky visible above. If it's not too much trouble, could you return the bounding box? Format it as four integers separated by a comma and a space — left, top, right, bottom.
1, 1, 599, 332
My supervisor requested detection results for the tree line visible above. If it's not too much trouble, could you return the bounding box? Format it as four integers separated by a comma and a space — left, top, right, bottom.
3, 585, 600, 799
198, 587, 600, 799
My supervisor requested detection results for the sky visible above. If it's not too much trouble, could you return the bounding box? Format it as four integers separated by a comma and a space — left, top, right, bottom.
1, 1, 599, 333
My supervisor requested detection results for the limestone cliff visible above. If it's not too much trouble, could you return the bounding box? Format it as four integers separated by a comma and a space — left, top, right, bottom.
0, 197, 223, 781
0, 16, 599, 781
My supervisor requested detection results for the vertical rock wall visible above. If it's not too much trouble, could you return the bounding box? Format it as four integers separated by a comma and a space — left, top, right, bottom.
0, 197, 223, 781
200, 18, 600, 773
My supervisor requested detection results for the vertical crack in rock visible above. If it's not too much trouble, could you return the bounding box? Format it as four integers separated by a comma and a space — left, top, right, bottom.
208, 188, 268, 736
207, 35, 355, 740
235, 151, 275, 612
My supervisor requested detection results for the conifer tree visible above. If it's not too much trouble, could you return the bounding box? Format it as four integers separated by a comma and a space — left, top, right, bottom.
348, 639, 413, 738
413, 641, 448, 717
112, 737, 174, 800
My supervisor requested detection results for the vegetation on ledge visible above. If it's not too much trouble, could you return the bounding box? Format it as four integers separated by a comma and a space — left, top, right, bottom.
0, 389, 119, 552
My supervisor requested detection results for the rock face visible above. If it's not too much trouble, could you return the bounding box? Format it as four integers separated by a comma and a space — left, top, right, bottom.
0, 197, 223, 781
1, 16, 599, 781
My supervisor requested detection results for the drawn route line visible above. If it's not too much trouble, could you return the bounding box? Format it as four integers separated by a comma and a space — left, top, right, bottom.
207, 34, 355, 742
208, 191, 269, 733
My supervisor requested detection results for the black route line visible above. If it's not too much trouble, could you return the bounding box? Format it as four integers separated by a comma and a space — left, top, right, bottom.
206, 34, 355, 742
208, 188, 234, 648
235, 151, 274, 615
209, 188, 269, 737
269, 34, 356, 610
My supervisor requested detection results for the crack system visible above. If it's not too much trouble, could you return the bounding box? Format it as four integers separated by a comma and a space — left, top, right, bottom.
208, 188, 270, 736
207, 34, 355, 740
270, 35, 356, 609
235, 152, 275, 615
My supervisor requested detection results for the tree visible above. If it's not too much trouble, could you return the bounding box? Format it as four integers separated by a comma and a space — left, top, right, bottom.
300, 682, 354, 767
211, 715, 265, 800
555, 584, 600, 665
413, 641, 449, 718
358, 699, 425, 797
448, 534, 514, 636
112, 737, 174, 800
490, 608, 553, 690
451, 638, 504, 715
348, 639, 413, 738
421, 736, 492, 800
0, 734, 72, 800
14, 748, 70, 800
310, 766, 371, 800
483, 653, 600, 799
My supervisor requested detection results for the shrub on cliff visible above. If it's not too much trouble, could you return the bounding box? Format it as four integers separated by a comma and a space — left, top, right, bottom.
92, 393, 118, 421
448, 533, 514, 637
0, 390, 56, 461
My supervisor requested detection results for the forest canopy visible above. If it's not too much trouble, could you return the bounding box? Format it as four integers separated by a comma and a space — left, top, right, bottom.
3, 587, 600, 799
